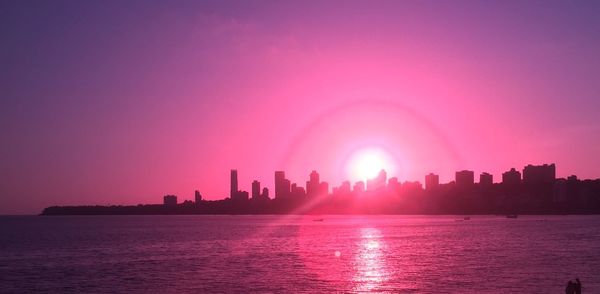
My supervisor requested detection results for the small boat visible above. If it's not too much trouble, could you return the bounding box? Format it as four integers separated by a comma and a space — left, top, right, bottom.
506, 214, 518, 219
312, 218, 324, 222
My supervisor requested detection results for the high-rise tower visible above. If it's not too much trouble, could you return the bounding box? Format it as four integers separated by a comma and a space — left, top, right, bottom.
230, 169, 238, 198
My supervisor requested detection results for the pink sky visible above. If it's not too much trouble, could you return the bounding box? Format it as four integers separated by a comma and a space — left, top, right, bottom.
1, 1, 600, 214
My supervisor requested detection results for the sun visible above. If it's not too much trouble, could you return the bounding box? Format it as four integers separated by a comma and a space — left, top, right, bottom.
346, 147, 396, 182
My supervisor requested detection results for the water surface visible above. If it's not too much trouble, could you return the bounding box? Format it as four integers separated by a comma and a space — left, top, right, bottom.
1, 215, 598, 293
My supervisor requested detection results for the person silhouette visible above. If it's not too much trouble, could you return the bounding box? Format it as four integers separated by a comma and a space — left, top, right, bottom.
574, 278, 581, 294
566, 281, 574, 294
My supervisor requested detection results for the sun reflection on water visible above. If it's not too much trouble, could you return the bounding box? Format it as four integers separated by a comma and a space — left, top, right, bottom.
353, 227, 389, 292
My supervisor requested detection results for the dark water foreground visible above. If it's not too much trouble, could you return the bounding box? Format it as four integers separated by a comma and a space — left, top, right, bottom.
1, 215, 599, 293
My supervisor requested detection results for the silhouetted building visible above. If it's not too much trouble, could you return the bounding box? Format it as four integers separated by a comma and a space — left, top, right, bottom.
291, 183, 306, 197
502, 168, 521, 190
479, 172, 493, 187
194, 190, 202, 203
367, 169, 387, 191
339, 181, 351, 194
388, 177, 401, 192
283, 179, 291, 197
553, 178, 567, 203
252, 180, 261, 199
523, 164, 556, 185
354, 181, 365, 193
455, 170, 475, 188
163, 195, 177, 206
425, 173, 439, 190
230, 169, 238, 198
275, 171, 290, 198
319, 182, 329, 195
306, 170, 320, 196
402, 181, 423, 194
261, 187, 269, 199
566, 175, 581, 203
233, 190, 249, 201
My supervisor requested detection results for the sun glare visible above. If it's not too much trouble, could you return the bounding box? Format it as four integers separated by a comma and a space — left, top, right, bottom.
346, 147, 396, 182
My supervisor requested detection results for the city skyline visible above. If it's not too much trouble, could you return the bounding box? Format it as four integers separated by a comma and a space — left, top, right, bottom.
43, 161, 600, 215
195, 163, 566, 202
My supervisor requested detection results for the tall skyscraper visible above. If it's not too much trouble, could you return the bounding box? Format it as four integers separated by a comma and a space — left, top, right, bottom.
275, 171, 289, 198
252, 180, 261, 199
425, 173, 439, 190
306, 170, 320, 196
230, 169, 238, 198
283, 179, 291, 197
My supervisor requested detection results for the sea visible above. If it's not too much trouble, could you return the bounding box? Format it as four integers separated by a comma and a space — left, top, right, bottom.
1, 215, 599, 293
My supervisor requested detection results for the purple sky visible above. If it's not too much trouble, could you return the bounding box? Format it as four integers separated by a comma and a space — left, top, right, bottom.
1, 0, 600, 214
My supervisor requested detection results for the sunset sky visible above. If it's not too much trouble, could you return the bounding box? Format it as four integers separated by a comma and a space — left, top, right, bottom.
2, 0, 600, 214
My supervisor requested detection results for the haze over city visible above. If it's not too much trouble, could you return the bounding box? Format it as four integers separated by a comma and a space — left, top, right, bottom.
2, 1, 600, 214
